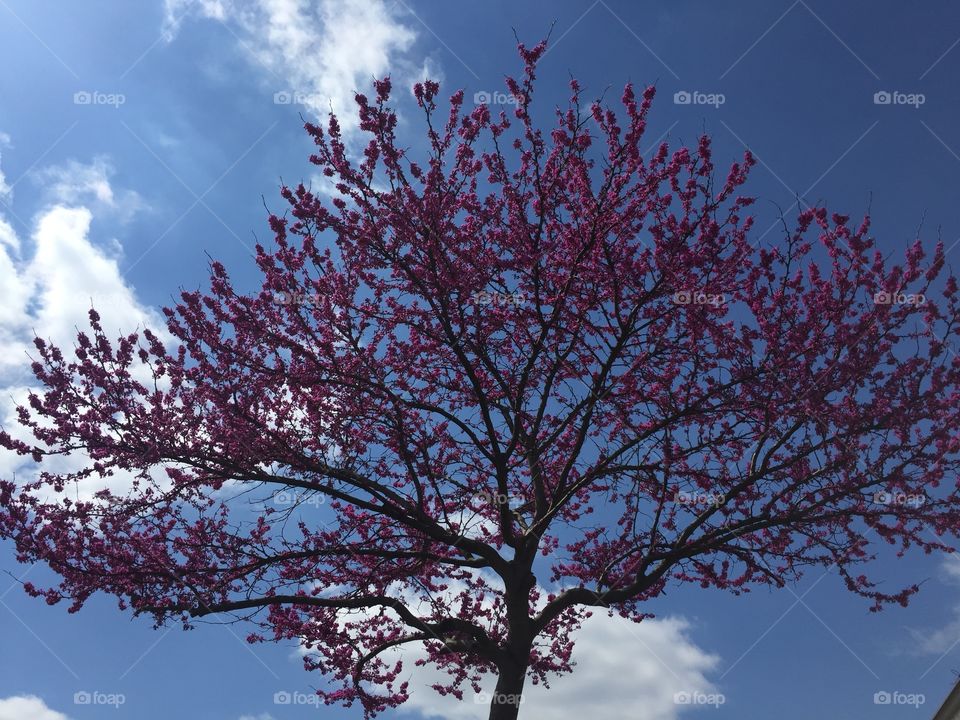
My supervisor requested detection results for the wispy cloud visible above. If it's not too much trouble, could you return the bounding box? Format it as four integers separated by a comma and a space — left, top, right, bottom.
162, 0, 429, 138
32, 156, 146, 223
908, 554, 960, 656
0, 131, 12, 201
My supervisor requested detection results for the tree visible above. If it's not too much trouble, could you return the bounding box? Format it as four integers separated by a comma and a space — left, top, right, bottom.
3, 40, 960, 720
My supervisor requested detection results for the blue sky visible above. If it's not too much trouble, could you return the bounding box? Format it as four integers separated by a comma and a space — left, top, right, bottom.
2, 1, 960, 718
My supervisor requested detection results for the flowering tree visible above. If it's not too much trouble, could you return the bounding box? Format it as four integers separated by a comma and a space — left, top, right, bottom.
3, 42, 960, 720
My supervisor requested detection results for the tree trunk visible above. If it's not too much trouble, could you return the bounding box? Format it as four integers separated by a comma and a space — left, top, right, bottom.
487, 661, 527, 720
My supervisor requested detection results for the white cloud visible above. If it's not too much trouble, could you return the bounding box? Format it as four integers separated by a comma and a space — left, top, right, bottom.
397, 613, 720, 720
0, 154, 170, 494
908, 554, 960, 655
0, 695, 70, 720
162, 0, 423, 136
32, 157, 145, 222
0, 202, 166, 378
163, 0, 228, 34
301, 572, 719, 720
941, 553, 960, 585
0, 218, 30, 345
0, 131, 12, 201
238, 715, 275, 720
